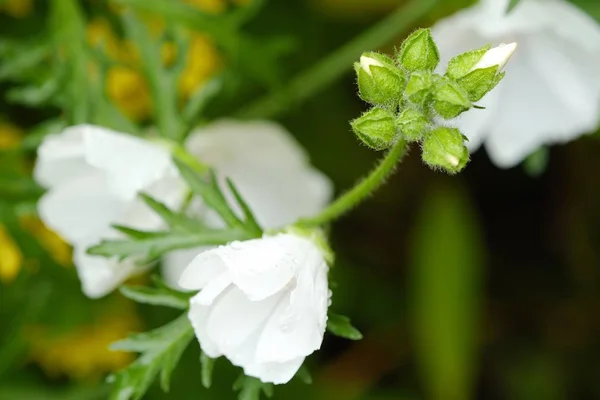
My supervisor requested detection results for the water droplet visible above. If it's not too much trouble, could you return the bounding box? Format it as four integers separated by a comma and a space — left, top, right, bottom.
292, 258, 300, 265
280, 323, 291, 333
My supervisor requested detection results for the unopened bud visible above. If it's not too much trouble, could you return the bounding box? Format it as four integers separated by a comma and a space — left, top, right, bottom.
469, 43, 517, 72
445, 43, 517, 101
354, 52, 406, 106
404, 71, 434, 106
432, 78, 472, 119
421, 127, 469, 174
398, 28, 440, 72
351, 107, 398, 151
397, 108, 430, 142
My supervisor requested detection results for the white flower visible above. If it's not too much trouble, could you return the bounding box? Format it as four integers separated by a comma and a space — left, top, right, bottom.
179, 233, 330, 384
162, 120, 333, 287
432, 0, 600, 167
469, 42, 517, 72
34, 125, 186, 298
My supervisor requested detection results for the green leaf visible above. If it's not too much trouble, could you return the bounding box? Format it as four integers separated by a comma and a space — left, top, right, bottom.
523, 147, 549, 178
226, 178, 262, 236
294, 366, 313, 385
326, 313, 363, 340
507, 0, 521, 13
173, 158, 243, 229
410, 185, 484, 400
182, 75, 224, 125
50, 0, 91, 124
233, 375, 274, 400
200, 352, 215, 389
109, 314, 194, 400
120, 10, 185, 140
138, 193, 201, 232
120, 281, 192, 310
87, 228, 246, 259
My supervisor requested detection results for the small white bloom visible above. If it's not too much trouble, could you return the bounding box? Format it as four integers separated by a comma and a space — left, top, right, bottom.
433, 0, 600, 167
469, 42, 517, 72
162, 120, 333, 287
359, 55, 384, 76
179, 233, 330, 385
34, 125, 185, 298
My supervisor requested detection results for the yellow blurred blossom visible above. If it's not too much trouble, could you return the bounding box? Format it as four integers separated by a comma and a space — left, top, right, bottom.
184, 0, 250, 13
179, 34, 221, 99
20, 216, 72, 267
0, 225, 23, 284
26, 302, 141, 381
106, 67, 152, 121
0, 122, 22, 149
0, 0, 33, 18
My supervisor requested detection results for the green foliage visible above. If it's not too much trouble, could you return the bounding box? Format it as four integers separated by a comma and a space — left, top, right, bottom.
523, 147, 550, 177
351, 107, 399, 151
410, 185, 484, 400
233, 375, 274, 400
200, 352, 216, 389
120, 276, 193, 310
326, 313, 363, 340
108, 314, 195, 400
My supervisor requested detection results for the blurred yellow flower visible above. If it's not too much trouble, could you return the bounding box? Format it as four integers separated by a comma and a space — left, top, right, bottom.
0, 122, 22, 149
0, 225, 23, 284
20, 216, 72, 267
0, 0, 33, 18
26, 302, 141, 381
179, 34, 221, 99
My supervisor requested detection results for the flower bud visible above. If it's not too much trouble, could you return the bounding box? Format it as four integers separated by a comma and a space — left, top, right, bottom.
445, 43, 517, 101
404, 71, 434, 106
351, 107, 398, 151
398, 28, 440, 72
421, 127, 469, 174
432, 77, 472, 119
397, 108, 430, 142
354, 52, 406, 106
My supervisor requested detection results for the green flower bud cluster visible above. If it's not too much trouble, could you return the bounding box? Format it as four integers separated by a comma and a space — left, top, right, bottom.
350, 28, 515, 174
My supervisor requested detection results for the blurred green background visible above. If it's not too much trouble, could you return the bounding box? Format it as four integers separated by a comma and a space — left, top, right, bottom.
1, 0, 600, 399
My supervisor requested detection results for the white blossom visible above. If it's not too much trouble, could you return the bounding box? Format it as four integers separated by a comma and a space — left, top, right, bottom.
470, 42, 517, 72
34, 125, 185, 298
179, 233, 330, 384
432, 0, 600, 167
161, 120, 333, 287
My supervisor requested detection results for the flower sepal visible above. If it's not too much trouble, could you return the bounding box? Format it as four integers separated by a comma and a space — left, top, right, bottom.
354, 52, 406, 106
421, 127, 469, 174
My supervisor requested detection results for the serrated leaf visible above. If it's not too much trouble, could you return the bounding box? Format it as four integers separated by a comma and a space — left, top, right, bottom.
233, 375, 274, 400
226, 178, 262, 236
87, 228, 246, 259
173, 158, 243, 229
200, 352, 215, 389
119, 283, 192, 310
138, 193, 201, 232
109, 314, 194, 400
326, 313, 363, 340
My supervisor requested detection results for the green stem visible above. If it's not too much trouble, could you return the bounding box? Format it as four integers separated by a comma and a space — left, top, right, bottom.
298, 139, 407, 227
236, 0, 441, 119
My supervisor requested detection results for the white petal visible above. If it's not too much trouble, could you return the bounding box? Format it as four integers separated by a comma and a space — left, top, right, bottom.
545, 0, 600, 53
254, 251, 328, 364
33, 125, 95, 188
82, 125, 174, 200
485, 37, 597, 167
185, 120, 309, 171
206, 287, 284, 354
191, 272, 232, 305
243, 357, 305, 385
178, 251, 228, 291
162, 247, 211, 289
37, 173, 125, 244
72, 243, 143, 298
218, 235, 306, 301
188, 294, 222, 358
